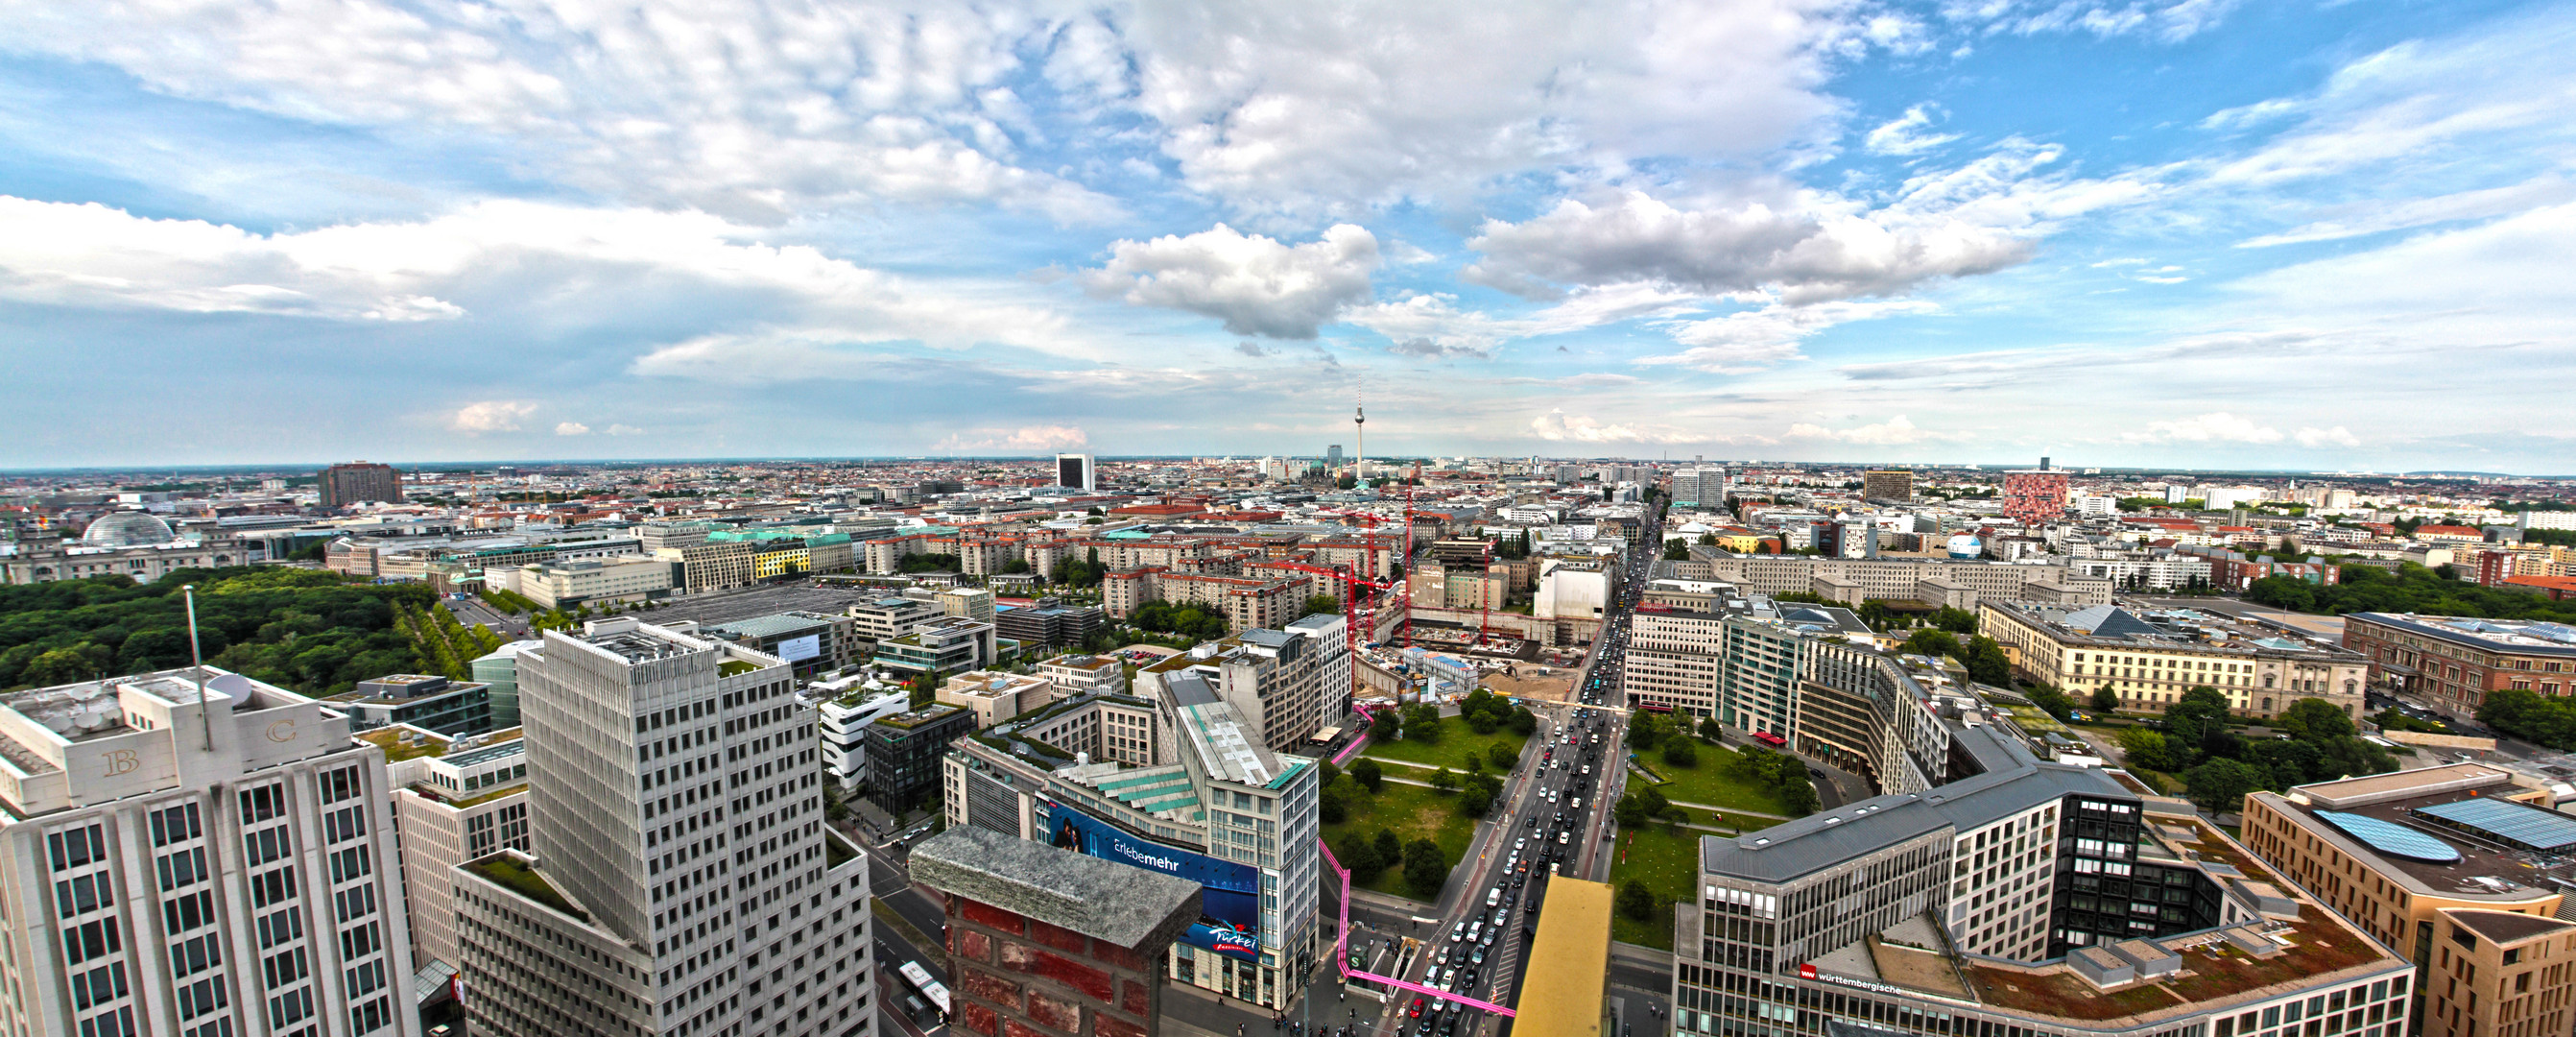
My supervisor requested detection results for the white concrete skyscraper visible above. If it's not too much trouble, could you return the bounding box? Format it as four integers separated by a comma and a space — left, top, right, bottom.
0, 667, 418, 1037
452, 618, 871, 1037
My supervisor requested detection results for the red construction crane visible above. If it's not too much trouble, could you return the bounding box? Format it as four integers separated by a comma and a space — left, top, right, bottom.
1263, 560, 1407, 658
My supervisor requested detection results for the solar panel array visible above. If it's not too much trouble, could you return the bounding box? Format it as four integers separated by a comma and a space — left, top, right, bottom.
2418, 797, 2576, 853
2316, 810, 2463, 863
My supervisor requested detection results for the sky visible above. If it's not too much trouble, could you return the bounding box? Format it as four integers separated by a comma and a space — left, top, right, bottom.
1, 0, 2571, 472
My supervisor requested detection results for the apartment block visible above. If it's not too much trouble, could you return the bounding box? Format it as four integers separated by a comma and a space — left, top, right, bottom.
2003, 466, 2072, 525
1626, 608, 1730, 717
1674, 732, 2411, 1037
1797, 641, 1956, 796
1983, 601, 2370, 719
1680, 556, 2111, 611
652, 539, 757, 594
862, 704, 976, 814
938, 670, 1056, 728
450, 618, 872, 1037
815, 687, 913, 791
2241, 765, 2576, 1037
0, 668, 419, 1037
2339, 613, 2576, 715
847, 594, 941, 641
320, 461, 402, 509
1037, 655, 1127, 697
1134, 626, 1334, 753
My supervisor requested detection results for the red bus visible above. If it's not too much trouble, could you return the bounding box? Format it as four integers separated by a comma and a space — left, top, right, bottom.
1750, 732, 1788, 749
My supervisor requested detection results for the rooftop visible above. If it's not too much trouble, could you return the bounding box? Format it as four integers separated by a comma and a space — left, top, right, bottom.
909, 826, 1201, 951
2348, 613, 2576, 655
2256, 768, 2564, 900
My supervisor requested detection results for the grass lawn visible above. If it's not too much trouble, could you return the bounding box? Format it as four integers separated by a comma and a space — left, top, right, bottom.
1321, 777, 1480, 900
1635, 745, 1796, 816
1606, 825, 1704, 951
1360, 716, 1530, 774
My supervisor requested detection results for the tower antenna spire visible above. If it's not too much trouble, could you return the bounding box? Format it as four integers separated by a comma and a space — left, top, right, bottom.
1353, 374, 1367, 491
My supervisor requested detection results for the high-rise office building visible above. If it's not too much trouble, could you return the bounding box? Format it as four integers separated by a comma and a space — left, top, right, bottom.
1670, 466, 1728, 508
1861, 470, 1915, 501
0, 667, 419, 1037
451, 618, 871, 1037
319, 461, 401, 509
1056, 453, 1096, 492
1325, 445, 1343, 469
2002, 460, 2071, 526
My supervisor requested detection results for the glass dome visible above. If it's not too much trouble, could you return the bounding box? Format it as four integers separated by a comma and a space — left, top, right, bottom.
82, 511, 176, 548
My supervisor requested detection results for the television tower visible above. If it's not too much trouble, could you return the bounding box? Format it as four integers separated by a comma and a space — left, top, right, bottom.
1353, 379, 1367, 490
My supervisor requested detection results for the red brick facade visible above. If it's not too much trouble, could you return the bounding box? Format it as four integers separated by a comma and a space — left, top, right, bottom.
943, 896, 1168, 1037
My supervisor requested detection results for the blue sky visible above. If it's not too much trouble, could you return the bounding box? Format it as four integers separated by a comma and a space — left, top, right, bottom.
2, 0, 2570, 471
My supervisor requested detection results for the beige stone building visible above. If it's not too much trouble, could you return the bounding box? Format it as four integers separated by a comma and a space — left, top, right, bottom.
2242, 766, 2576, 1037
1981, 600, 2370, 718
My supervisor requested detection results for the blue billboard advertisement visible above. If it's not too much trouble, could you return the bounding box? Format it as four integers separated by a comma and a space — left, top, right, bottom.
1041, 800, 1261, 962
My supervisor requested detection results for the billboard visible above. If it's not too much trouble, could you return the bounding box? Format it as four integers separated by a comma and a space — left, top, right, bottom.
1041, 800, 1260, 961
775, 634, 822, 663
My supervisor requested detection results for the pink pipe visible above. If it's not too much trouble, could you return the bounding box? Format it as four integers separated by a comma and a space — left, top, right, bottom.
1318, 839, 1516, 1018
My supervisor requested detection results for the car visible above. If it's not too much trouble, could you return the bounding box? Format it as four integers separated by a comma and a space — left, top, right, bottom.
1582, 764, 1591, 775
1479, 929, 1496, 947
1487, 887, 1502, 907
1409, 999, 1425, 1018
1470, 947, 1487, 965
1493, 906, 1509, 925
1558, 831, 1570, 845
1513, 873, 1526, 887
1449, 926, 1465, 943
1467, 921, 1483, 943
1515, 837, 1527, 851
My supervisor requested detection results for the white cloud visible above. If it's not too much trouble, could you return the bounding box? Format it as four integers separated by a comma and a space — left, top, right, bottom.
606, 424, 647, 436
554, 422, 591, 436
2295, 426, 2360, 447
1785, 414, 1947, 446
1464, 143, 2150, 305
1527, 409, 1699, 445
2236, 177, 2576, 247
1120, 0, 1854, 219
0, 197, 1081, 360
1639, 298, 1938, 373
0, 1, 1118, 222
1081, 223, 1378, 338
2122, 412, 2282, 445
452, 401, 537, 434
936, 424, 1089, 452
1865, 105, 1960, 157
1944, 0, 2242, 42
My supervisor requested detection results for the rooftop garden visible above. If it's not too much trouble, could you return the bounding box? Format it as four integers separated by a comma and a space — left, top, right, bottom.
718, 660, 762, 677
1965, 964, 2182, 1020
465, 856, 586, 923
358, 728, 449, 763
823, 829, 859, 869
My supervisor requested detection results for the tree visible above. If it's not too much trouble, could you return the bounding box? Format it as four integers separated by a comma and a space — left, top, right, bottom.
2182, 758, 2266, 815
1463, 753, 1483, 776
1370, 711, 1399, 739
1488, 743, 1517, 771
1319, 786, 1348, 824
908, 671, 941, 709
1627, 709, 1666, 751
1662, 738, 1699, 768
1900, 629, 1961, 659
2116, 728, 2173, 772
1959, 636, 2013, 686
1508, 708, 1538, 736
1699, 717, 1726, 741
1373, 828, 1402, 866
1403, 704, 1444, 742
1459, 774, 1501, 816
1778, 778, 1820, 815
1319, 760, 1341, 790
2278, 698, 2357, 742
1663, 540, 1690, 561
1616, 880, 1657, 921
2161, 686, 2234, 766
1339, 836, 1382, 880
1403, 839, 1448, 897
1430, 767, 1460, 792
1350, 759, 1384, 793
2089, 686, 2120, 713
1931, 608, 1979, 635
1614, 792, 1651, 828
1300, 594, 1343, 619
2026, 684, 2076, 721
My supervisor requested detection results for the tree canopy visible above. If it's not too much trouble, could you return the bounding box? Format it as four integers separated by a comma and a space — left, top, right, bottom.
0, 568, 433, 696
2250, 563, 2576, 622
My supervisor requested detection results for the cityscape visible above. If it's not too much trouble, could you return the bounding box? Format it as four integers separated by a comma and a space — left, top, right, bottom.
4, 3, 2575, 1037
